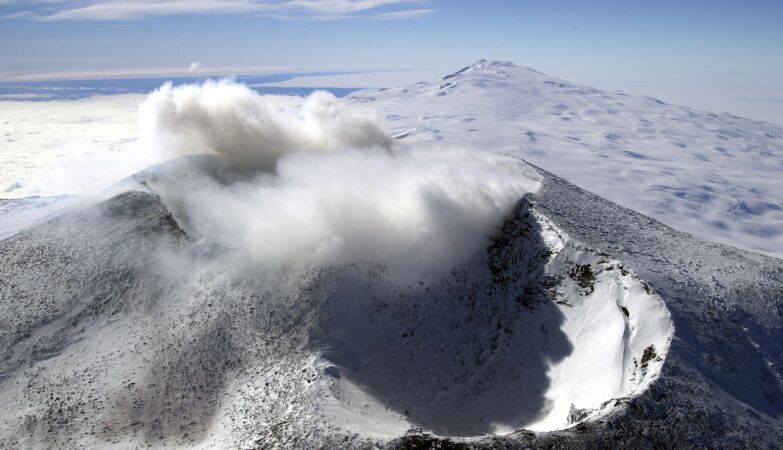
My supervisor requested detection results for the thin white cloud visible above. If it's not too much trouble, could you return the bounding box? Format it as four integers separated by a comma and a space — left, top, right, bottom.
371, 8, 433, 20
3, 0, 435, 21
188, 61, 202, 72
0, 63, 362, 82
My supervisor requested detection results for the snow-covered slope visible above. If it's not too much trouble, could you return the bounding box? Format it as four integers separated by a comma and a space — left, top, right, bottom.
351, 60, 783, 258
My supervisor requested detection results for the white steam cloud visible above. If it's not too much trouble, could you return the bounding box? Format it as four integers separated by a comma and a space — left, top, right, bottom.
140, 80, 391, 171
138, 81, 538, 278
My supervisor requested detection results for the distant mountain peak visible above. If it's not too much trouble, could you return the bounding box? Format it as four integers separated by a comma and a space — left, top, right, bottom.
470, 59, 516, 69
444, 59, 544, 80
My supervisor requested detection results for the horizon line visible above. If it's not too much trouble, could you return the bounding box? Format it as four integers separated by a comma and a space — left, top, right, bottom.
0, 64, 427, 83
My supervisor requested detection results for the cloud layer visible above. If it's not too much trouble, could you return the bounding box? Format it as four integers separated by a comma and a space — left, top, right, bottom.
4, 0, 435, 21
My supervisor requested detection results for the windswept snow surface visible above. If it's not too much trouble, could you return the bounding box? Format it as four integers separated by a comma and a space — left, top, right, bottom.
351, 60, 783, 258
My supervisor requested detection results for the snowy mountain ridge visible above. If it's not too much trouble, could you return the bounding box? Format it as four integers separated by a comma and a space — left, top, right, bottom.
353, 60, 783, 258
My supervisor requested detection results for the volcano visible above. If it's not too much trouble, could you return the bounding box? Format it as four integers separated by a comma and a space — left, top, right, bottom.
0, 62, 781, 449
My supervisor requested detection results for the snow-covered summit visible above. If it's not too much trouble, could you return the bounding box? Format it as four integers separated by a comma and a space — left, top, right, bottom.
443, 59, 537, 79
352, 61, 783, 258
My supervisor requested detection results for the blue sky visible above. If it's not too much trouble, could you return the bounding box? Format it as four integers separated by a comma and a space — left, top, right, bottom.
0, 0, 782, 122
1, 0, 781, 76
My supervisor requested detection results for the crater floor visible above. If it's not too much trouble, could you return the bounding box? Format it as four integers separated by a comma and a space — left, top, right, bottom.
316, 204, 673, 437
